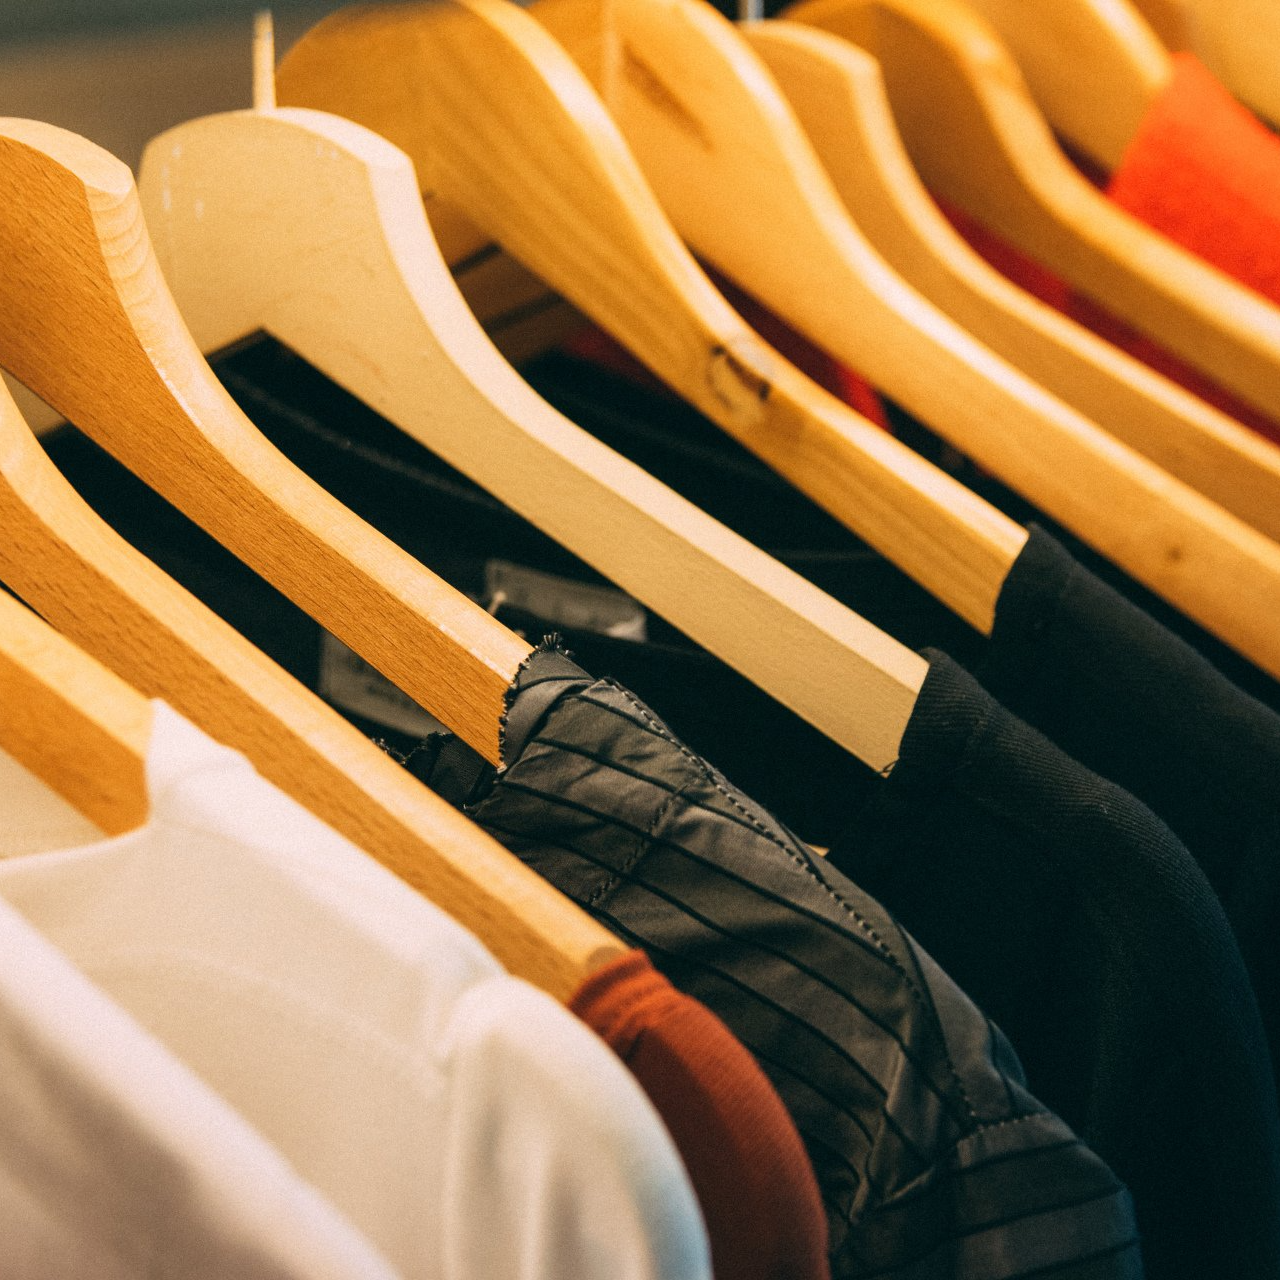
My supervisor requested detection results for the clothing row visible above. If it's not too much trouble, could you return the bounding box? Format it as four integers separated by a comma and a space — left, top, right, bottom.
36, 313, 1280, 1280
4, 1, 1280, 1278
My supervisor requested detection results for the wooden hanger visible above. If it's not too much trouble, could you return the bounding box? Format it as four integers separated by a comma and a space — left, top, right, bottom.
0, 378, 621, 999
0, 116, 530, 767
1131, 0, 1190, 51
276, 0, 1029, 641
135, 25, 926, 774
784, 0, 1280, 431
748, 21, 1280, 545
950, 0, 1171, 170
277, 0, 1280, 681
0, 582, 151, 837
1179, 0, 1280, 127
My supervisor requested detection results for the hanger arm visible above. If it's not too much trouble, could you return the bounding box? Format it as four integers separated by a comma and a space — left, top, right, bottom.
511, 0, 1280, 680
0, 584, 151, 837
140, 106, 926, 772
1181, 0, 1280, 128
276, 0, 1028, 638
0, 377, 621, 998
749, 21, 1280, 546
785, 0, 1280, 433
958, 0, 1171, 169
1132, 0, 1191, 51
0, 117, 528, 766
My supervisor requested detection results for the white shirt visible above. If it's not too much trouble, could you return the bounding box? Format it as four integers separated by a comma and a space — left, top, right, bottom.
0, 702, 710, 1280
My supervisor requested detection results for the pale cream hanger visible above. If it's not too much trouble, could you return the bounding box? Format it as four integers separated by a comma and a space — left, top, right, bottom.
278, 0, 1280, 680
953, 0, 1171, 169
275, 0, 1029, 640
0, 584, 151, 837
0, 116, 529, 767
1178, 0, 1280, 128
748, 21, 1280, 544
0, 376, 621, 998
785, 0, 1280, 430
136, 19, 925, 774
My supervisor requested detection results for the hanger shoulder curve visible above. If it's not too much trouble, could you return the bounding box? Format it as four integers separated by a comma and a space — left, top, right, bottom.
958, 0, 1171, 169
276, 0, 1029, 639
0, 375, 622, 998
751, 21, 1280, 546
140, 105, 927, 772
495, 0, 1280, 678
784, 0, 1280, 433
0, 116, 528, 766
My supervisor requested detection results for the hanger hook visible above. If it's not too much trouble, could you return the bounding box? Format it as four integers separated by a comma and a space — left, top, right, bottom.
253, 10, 277, 112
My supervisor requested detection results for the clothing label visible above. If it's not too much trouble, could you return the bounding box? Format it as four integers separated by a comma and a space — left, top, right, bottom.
484, 561, 648, 642
318, 633, 449, 739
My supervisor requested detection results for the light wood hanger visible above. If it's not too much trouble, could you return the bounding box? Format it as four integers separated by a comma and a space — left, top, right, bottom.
951, 0, 1171, 170
1179, 0, 1280, 127
279, 0, 1280, 681
0, 582, 151, 837
749, 21, 1280, 545
0, 116, 530, 768
276, 0, 1028, 640
1131, 0, 1190, 51
135, 23, 926, 773
0, 378, 621, 999
785, 0, 1280, 431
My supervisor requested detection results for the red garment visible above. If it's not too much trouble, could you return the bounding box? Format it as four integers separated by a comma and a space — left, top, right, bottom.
561, 269, 890, 430
941, 55, 1280, 446
571, 950, 830, 1280
1109, 54, 1280, 304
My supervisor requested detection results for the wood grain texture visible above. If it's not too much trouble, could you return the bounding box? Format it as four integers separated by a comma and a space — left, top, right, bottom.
141, 106, 927, 770
364, 0, 1280, 681
752, 22, 1280, 545
276, 0, 1027, 637
0, 117, 529, 765
955, 0, 1171, 168
785, 0, 1280, 435
0, 557, 151, 836
0, 368, 623, 999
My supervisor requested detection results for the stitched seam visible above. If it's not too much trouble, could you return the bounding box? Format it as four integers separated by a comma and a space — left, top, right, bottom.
604, 678, 976, 1118
498, 806, 947, 1126
498, 637, 575, 765
586, 774, 687, 914
485, 783, 908, 971
573, 895, 942, 1169
573, 902, 914, 1232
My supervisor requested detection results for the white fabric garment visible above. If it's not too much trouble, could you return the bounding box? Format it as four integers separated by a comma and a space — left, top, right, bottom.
0, 892, 397, 1280
0, 702, 710, 1280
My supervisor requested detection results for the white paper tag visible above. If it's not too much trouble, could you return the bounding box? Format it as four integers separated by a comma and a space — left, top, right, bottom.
317, 632, 449, 739
484, 560, 648, 641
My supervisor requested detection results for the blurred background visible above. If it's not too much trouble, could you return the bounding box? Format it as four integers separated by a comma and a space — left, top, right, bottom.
0, 3, 332, 173
0, 3, 335, 428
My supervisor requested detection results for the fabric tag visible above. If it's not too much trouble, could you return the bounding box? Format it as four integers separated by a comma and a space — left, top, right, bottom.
484, 560, 648, 642
317, 633, 450, 739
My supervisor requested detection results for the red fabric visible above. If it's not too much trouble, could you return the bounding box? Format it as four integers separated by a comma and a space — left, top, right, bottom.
938, 55, 1280, 447
571, 950, 830, 1280
1109, 53, 1280, 302
1077, 52, 1280, 445
561, 269, 890, 431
